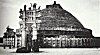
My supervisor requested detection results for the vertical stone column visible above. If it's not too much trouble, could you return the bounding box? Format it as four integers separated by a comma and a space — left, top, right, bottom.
73, 37, 76, 47
21, 5, 27, 47
55, 37, 58, 47
59, 37, 62, 48
21, 6, 26, 47
3, 37, 6, 49
80, 38, 82, 47
83, 38, 86, 47
21, 17, 26, 47
32, 4, 37, 40
51, 37, 53, 47
31, 7, 39, 52
21, 29, 26, 47
31, 25, 39, 52
65, 38, 68, 47
77, 38, 79, 47
15, 35, 17, 48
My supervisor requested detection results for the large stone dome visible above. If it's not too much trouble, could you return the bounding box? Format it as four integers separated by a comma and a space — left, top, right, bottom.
37, 1, 93, 38
39, 2, 84, 29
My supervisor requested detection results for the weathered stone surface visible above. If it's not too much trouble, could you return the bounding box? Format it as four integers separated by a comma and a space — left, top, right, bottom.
39, 4, 84, 28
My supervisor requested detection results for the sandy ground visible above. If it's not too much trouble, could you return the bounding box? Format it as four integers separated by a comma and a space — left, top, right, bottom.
0, 47, 100, 55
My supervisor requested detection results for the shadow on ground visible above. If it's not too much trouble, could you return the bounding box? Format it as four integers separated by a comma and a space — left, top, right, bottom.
11, 51, 46, 53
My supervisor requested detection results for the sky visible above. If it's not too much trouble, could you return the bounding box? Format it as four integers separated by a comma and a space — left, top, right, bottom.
0, 0, 100, 37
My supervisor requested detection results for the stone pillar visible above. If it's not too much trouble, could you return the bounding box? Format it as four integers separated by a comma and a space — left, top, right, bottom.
51, 37, 53, 47
55, 37, 58, 47
31, 27, 39, 52
83, 38, 86, 47
65, 38, 68, 47
21, 5, 26, 47
80, 38, 82, 47
59, 37, 62, 48
3, 37, 6, 49
15, 35, 17, 48
77, 38, 79, 47
21, 30, 26, 47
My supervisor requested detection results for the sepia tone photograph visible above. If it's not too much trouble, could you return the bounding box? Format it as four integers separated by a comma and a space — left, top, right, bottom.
0, 0, 100, 55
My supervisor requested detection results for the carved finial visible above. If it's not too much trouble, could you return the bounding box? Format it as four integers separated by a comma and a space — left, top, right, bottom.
30, 3, 32, 7
19, 9, 22, 13
33, 3, 37, 8
54, 1, 56, 4
38, 6, 41, 10
24, 5, 26, 11
29, 7, 31, 10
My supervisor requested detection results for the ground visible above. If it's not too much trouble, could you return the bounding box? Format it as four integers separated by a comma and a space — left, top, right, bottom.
0, 47, 100, 55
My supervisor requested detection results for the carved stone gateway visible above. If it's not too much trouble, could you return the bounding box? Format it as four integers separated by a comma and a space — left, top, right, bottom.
16, 3, 41, 52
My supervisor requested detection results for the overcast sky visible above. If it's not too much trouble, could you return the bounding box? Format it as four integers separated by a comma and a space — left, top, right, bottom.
0, 0, 100, 37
